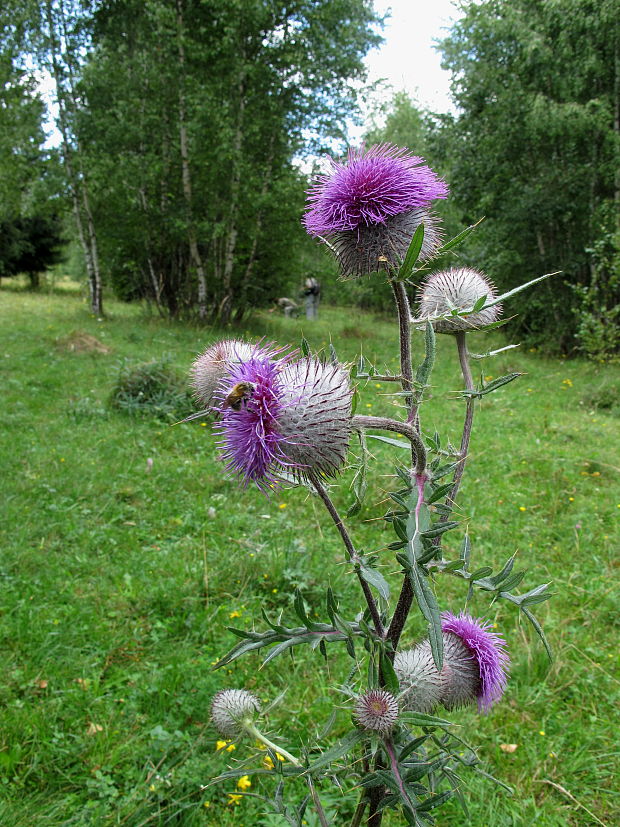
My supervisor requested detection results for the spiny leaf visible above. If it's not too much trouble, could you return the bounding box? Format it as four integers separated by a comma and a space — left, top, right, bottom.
397, 222, 425, 279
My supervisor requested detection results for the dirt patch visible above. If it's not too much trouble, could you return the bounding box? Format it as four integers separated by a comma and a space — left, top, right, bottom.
56, 330, 112, 354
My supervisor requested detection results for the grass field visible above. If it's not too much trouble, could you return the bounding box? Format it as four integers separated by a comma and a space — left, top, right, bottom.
1, 284, 619, 827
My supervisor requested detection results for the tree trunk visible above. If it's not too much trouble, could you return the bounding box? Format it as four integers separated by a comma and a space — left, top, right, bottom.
176, 0, 208, 321
220, 68, 247, 324
235, 137, 275, 317
46, 0, 104, 317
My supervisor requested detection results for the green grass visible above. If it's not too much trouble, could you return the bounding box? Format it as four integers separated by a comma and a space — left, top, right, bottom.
0, 286, 619, 826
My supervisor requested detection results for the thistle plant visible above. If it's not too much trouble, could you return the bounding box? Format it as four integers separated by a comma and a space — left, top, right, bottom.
191, 143, 556, 825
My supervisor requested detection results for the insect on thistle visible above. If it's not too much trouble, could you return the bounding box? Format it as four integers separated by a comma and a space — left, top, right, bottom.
222, 381, 256, 411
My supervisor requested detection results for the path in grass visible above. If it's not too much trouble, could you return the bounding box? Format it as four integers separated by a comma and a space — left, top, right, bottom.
1, 289, 618, 826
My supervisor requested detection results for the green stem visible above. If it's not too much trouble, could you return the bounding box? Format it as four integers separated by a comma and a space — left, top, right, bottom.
245, 723, 330, 826
243, 722, 300, 767
349, 795, 368, 827
443, 331, 475, 517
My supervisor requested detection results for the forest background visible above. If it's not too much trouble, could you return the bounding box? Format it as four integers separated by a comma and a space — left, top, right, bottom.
1, 0, 619, 358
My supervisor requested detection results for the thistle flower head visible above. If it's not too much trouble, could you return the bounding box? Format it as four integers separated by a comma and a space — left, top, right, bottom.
215, 353, 288, 490
215, 353, 352, 490
276, 358, 352, 478
441, 612, 510, 713
190, 339, 283, 408
303, 144, 448, 237
394, 644, 443, 713
354, 689, 399, 734
210, 689, 261, 738
330, 209, 444, 279
414, 267, 502, 333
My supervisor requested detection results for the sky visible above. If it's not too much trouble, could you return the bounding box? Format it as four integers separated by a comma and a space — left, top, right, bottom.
362, 0, 463, 117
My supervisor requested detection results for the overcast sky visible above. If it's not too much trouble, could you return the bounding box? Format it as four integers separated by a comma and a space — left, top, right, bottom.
362, 0, 462, 116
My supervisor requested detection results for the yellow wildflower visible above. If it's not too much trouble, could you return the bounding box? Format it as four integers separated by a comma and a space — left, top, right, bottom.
237, 775, 252, 791
227, 794, 242, 805
229, 610, 242, 619
263, 752, 286, 770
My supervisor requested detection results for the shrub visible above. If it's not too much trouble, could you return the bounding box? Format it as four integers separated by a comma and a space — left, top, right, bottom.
109, 356, 193, 419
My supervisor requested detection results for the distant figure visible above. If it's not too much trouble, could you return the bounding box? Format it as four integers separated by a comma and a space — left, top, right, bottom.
303, 277, 321, 320
272, 297, 299, 317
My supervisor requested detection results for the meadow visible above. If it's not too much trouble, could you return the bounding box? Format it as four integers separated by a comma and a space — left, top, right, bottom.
0, 284, 619, 827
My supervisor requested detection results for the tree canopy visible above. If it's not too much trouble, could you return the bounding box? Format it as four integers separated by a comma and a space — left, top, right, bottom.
1, 0, 381, 318
439, 0, 620, 355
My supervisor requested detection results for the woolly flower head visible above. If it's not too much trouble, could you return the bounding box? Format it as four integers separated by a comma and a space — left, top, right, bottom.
354, 689, 399, 734
394, 645, 443, 714
210, 689, 261, 738
215, 352, 352, 490
330, 209, 444, 279
276, 359, 352, 478
441, 612, 510, 713
190, 339, 283, 409
414, 267, 502, 333
304, 144, 448, 237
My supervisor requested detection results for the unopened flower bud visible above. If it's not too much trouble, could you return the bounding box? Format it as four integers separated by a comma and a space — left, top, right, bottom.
354, 689, 400, 734
210, 689, 261, 739
414, 268, 502, 333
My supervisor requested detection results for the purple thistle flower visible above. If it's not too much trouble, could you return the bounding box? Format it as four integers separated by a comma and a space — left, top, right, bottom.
214, 352, 352, 490
215, 354, 289, 490
190, 339, 284, 409
354, 689, 400, 734
441, 612, 510, 713
303, 144, 448, 237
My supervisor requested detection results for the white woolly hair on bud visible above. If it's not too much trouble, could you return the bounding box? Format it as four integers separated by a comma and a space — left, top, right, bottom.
394, 643, 443, 714
414, 267, 502, 332
276, 358, 352, 479
190, 340, 258, 408
354, 689, 400, 734
439, 632, 482, 710
331, 209, 444, 279
210, 689, 261, 738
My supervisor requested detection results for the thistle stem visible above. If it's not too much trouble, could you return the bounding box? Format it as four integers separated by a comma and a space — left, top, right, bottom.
389, 280, 416, 431
351, 415, 426, 474
349, 796, 368, 827
385, 472, 426, 652
245, 723, 330, 827
309, 472, 385, 638
444, 331, 475, 516
243, 722, 300, 767
384, 737, 416, 815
